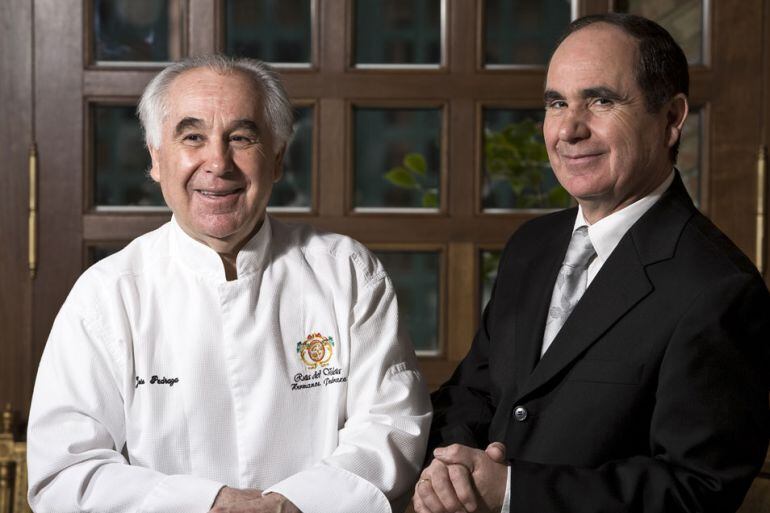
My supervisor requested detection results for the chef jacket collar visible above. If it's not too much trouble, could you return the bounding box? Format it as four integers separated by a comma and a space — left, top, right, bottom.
169, 214, 273, 282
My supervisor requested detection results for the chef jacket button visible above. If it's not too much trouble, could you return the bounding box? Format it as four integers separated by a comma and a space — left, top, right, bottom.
513, 406, 528, 422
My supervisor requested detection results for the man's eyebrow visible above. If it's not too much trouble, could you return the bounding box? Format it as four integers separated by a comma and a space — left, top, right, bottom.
581, 87, 624, 101
174, 117, 204, 136
544, 90, 565, 103
229, 119, 260, 134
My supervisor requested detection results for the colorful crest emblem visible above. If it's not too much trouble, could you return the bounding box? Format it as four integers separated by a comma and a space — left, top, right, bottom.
297, 332, 335, 369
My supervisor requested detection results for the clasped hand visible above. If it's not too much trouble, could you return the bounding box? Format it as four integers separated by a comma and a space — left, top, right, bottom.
412, 442, 508, 513
209, 487, 301, 513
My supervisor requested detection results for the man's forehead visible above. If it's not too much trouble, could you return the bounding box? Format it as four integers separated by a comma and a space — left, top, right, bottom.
163, 67, 263, 123
557, 22, 638, 52
546, 24, 638, 88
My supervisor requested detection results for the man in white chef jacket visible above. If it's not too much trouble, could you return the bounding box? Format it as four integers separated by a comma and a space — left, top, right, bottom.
27, 55, 432, 513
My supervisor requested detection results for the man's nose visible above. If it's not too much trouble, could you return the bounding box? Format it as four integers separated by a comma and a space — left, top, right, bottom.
205, 140, 233, 175
558, 108, 590, 142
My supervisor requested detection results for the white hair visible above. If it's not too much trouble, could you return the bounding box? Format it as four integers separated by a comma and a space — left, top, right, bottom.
137, 55, 293, 149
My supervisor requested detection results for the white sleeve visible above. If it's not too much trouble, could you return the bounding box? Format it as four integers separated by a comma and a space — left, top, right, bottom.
27, 296, 223, 513
265, 273, 432, 513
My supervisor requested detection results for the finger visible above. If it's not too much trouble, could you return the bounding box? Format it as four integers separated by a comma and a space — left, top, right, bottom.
433, 443, 478, 471
428, 462, 469, 513
447, 464, 478, 512
417, 463, 466, 513
485, 442, 507, 463
415, 479, 448, 513
412, 492, 428, 513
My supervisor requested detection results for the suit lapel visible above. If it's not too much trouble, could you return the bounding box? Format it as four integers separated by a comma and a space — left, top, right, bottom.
518, 236, 652, 399
511, 212, 574, 392
515, 172, 695, 401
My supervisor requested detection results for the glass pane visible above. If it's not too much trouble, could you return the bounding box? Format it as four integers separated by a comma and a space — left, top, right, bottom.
484, 0, 571, 66
678, 107, 702, 206
355, 0, 441, 65
354, 108, 442, 209
92, 0, 179, 62
270, 106, 313, 209
615, 0, 703, 64
480, 250, 501, 313
482, 108, 570, 210
93, 105, 164, 207
375, 251, 440, 353
225, 0, 311, 63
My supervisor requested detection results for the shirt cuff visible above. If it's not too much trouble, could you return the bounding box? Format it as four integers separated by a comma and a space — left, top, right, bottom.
501, 465, 511, 513
265, 465, 390, 513
139, 474, 224, 513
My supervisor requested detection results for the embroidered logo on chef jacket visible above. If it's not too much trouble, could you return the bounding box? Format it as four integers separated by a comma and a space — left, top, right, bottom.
292, 331, 347, 391
297, 332, 335, 369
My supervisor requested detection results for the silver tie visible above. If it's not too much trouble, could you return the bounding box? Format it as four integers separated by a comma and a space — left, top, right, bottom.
541, 226, 596, 356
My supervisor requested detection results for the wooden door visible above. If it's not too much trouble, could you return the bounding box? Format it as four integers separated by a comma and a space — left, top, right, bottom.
0, 0, 768, 511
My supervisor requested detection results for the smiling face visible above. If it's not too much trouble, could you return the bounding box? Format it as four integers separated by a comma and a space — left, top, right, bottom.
149, 67, 284, 254
543, 24, 687, 223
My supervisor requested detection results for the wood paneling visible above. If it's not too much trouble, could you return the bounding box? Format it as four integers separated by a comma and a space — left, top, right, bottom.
0, 0, 33, 422
708, 0, 765, 257
30, 1, 85, 417
762, 0, 770, 287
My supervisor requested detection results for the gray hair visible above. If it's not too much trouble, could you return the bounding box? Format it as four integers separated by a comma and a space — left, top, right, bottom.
137, 55, 293, 150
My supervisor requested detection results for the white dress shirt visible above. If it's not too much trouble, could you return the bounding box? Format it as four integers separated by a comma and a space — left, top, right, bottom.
501, 171, 675, 512
27, 215, 432, 513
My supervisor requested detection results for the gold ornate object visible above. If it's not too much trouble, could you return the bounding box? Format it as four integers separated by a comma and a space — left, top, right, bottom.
757, 145, 767, 275
28, 144, 37, 280
0, 462, 11, 513
0, 405, 11, 438
0, 405, 30, 513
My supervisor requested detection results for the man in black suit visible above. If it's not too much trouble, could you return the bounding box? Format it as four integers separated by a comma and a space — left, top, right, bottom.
413, 13, 770, 513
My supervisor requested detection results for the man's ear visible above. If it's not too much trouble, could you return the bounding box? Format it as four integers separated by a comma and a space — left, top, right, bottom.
148, 146, 161, 182
272, 145, 286, 183
666, 93, 689, 148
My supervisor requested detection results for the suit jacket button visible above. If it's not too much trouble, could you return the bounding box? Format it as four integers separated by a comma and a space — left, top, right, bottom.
513, 406, 528, 422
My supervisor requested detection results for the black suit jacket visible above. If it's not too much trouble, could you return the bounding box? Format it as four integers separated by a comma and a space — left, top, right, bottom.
430, 174, 770, 512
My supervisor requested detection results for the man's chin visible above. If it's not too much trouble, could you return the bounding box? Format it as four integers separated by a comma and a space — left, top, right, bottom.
196, 218, 263, 249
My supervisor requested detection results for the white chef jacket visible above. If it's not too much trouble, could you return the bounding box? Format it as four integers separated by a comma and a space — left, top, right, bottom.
27, 215, 432, 513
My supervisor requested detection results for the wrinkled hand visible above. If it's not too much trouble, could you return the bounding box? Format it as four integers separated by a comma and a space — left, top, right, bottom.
413, 443, 508, 513
413, 456, 477, 513
212, 487, 264, 508
210, 487, 300, 513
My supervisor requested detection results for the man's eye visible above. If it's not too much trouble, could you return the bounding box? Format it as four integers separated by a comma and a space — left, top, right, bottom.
230, 135, 256, 145
546, 101, 567, 110
182, 134, 203, 143
593, 98, 613, 106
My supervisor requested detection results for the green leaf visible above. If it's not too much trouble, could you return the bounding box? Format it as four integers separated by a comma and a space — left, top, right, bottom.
403, 153, 427, 175
422, 189, 439, 208
385, 167, 419, 189
482, 251, 501, 277
548, 186, 572, 208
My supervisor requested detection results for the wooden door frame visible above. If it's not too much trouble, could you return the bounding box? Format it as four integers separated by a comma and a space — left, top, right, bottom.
708, 0, 766, 264
763, 0, 770, 288
27, 1, 86, 422
1, 0, 769, 425
0, 0, 34, 431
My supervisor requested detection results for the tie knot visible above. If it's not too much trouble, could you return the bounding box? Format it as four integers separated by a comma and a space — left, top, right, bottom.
563, 226, 596, 268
